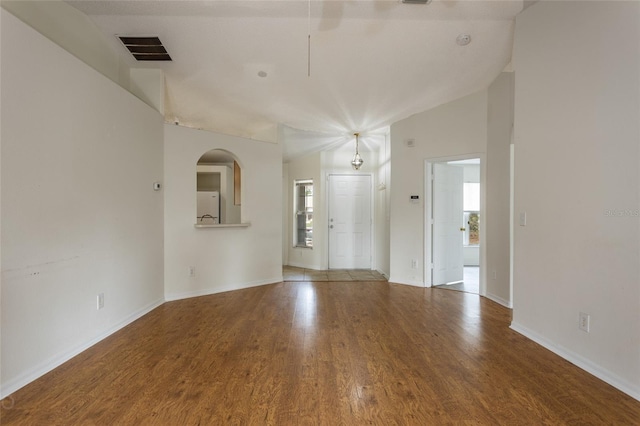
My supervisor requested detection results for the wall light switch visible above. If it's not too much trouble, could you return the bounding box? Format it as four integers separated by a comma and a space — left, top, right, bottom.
519, 212, 527, 226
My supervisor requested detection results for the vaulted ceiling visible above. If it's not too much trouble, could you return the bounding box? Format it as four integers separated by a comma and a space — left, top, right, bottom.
68, 0, 523, 159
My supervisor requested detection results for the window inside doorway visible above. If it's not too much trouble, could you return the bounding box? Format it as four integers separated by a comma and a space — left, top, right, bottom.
463, 182, 480, 246
294, 179, 313, 248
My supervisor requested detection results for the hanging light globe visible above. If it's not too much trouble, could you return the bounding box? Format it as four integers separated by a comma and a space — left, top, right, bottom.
351, 133, 364, 170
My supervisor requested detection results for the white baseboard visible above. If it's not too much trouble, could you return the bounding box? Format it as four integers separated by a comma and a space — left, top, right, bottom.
510, 322, 640, 402
3, 277, 286, 398
1, 298, 165, 399
484, 292, 512, 308
165, 277, 283, 302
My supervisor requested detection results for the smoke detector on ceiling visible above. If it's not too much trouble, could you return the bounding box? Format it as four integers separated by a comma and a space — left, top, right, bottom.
456, 34, 472, 46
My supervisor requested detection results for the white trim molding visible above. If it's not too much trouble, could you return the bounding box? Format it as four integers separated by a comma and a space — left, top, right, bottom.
164, 277, 283, 302
510, 322, 640, 402
0, 298, 165, 399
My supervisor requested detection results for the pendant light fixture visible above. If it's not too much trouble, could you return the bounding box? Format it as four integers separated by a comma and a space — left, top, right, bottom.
351, 132, 364, 170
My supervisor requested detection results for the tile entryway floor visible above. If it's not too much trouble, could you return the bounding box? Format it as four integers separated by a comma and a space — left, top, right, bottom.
283, 266, 387, 282
433, 266, 479, 294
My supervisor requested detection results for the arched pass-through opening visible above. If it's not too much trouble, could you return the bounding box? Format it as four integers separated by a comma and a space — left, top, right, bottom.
196, 149, 243, 226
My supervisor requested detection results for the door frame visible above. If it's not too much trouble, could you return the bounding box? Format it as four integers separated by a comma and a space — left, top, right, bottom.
326, 173, 374, 270
431, 162, 465, 286
424, 153, 486, 295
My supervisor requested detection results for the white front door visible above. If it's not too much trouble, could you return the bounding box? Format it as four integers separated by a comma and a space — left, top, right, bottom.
432, 163, 464, 285
329, 175, 372, 269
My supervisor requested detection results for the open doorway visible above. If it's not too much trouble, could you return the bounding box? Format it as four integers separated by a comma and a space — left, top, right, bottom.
425, 156, 483, 295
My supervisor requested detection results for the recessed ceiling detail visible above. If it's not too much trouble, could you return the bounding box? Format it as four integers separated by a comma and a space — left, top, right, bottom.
66, 0, 524, 152
118, 36, 171, 61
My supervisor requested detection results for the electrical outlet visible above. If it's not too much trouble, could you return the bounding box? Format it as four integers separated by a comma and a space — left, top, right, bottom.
189, 266, 196, 277
411, 259, 417, 269
579, 312, 590, 332
97, 293, 105, 310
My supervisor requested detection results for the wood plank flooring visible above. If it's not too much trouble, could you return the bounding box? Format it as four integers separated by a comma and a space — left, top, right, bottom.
2, 281, 639, 425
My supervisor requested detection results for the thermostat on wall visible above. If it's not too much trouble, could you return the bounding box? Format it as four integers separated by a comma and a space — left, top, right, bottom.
410, 195, 419, 204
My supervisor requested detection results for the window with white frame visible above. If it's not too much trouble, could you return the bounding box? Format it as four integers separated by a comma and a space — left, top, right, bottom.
294, 180, 313, 248
463, 182, 480, 246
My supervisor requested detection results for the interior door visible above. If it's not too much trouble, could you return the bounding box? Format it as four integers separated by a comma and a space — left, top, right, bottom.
329, 175, 372, 269
432, 163, 464, 285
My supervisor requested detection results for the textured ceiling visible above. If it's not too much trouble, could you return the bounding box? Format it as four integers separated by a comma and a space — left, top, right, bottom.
68, 0, 522, 159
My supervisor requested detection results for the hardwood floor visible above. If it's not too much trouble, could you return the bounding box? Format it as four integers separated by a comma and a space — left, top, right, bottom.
2, 281, 638, 424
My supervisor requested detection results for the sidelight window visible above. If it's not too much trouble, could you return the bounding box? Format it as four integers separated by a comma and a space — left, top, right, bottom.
463, 182, 480, 245
294, 180, 313, 248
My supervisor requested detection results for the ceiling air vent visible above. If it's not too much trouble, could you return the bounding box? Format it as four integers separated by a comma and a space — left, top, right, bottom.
402, 0, 432, 4
118, 36, 172, 61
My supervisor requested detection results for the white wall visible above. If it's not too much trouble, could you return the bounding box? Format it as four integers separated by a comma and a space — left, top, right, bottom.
463, 246, 480, 267
225, 164, 242, 224
0, 3, 4, 399
486, 72, 514, 305
389, 90, 488, 286
130, 69, 165, 115
2, 0, 130, 89
285, 152, 323, 269
2, 1, 167, 116
1, 10, 165, 397
462, 164, 480, 183
375, 134, 391, 277
512, 1, 639, 399
164, 125, 282, 300
282, 162, 290, 265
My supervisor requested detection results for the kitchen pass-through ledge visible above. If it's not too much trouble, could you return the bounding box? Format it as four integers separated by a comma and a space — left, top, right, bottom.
194, 223, 251, 228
